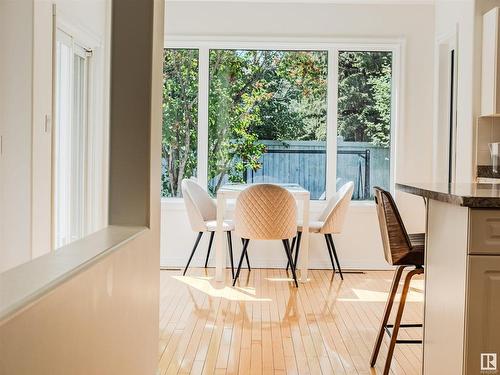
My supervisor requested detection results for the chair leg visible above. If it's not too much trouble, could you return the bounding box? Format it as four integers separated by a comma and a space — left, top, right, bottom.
286, 235, 297, 271
227, 231, 235, 279
233, 239, 250, 287
282, 239, 299, 288
324, 234, 336, 272
382, 267, 424, 375
183, 232, 203, 276
327, 234, 343, 280
293, 232, 302, 271
241, 238, 251, 270
204, 232, 215, 268
370, 265, 405, 366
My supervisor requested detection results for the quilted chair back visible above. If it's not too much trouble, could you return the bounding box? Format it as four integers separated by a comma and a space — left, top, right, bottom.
234, 184, 297, 240
318, 181, 354, 234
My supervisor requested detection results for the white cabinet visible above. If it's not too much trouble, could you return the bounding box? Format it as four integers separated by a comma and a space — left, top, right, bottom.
481, 7, 500, 116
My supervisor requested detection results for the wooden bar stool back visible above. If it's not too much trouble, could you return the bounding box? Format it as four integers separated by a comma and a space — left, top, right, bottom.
371, 186, 425, 375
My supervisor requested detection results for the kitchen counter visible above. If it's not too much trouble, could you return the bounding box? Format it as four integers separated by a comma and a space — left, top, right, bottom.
396, 182, 500, 375
396, 182, 500, 207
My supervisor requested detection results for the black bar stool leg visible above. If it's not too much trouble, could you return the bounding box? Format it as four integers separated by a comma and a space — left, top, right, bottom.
383, 267, 423, 375
370, 265, 405, 366
183, 232, 203, 276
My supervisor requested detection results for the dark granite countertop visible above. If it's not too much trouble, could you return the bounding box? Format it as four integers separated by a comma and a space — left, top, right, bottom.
396, 182, 500, 208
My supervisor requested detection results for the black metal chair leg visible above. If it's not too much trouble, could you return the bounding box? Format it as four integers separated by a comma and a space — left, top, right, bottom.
286, 235, 297, 271
183, 232, 203, 276
282, 239, 298, 287
227, 232, 235, 279
327, 234, 343, 280
293, 232, 302, 271
204, 232, 215, 268
241, 238, 251, 270
233, 239, 250, 286
324, 234, 336, 272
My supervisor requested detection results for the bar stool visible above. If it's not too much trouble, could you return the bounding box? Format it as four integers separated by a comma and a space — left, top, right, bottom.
370, 186, 424, 375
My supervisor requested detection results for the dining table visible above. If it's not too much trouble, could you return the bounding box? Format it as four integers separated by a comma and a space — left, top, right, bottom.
215, 183, 311, 283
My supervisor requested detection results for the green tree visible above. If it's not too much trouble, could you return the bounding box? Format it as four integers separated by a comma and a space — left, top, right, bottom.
162, 49, 198, 197
337, 51, 392, 146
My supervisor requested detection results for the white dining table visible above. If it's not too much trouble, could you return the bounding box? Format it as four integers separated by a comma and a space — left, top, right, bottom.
215, 183, 311, 283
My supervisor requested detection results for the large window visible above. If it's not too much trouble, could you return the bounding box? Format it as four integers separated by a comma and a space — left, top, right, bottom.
162, 44, 396, 201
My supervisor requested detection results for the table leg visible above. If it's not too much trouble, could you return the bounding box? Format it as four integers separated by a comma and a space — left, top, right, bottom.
299, 195, 310, 282
215, 194, 226, 282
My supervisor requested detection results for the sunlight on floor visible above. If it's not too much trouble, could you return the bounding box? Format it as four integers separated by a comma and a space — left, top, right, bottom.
338, 287, 423, 303
172, 275, 272, 302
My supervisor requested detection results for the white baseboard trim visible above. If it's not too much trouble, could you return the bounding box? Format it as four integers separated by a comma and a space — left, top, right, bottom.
160, 257, 393, 271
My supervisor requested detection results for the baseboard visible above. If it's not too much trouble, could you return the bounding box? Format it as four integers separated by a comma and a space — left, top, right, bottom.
160, 257, 393, 271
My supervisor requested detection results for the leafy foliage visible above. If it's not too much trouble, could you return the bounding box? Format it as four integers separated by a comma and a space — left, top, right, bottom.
337, 51, 392, 146
208, 50, 328, 193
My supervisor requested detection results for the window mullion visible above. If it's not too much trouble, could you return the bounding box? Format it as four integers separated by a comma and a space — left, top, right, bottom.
326, 47, 339, 200
197, 47, 209, 191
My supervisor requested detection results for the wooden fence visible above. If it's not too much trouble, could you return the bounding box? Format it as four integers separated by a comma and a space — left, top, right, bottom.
244, 140, 390, 200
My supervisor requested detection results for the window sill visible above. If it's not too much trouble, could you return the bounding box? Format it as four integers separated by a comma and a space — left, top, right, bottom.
0, 225, 147, 323
161, 197, 375, 212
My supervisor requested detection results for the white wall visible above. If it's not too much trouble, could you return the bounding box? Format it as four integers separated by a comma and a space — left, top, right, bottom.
433, 0, 500, 184
1, 0, 110, 272
0, 0, 34, 273
161, 2, 435, 270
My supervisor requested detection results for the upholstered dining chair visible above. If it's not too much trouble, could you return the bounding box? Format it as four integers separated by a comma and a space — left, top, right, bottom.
370, 186, 424, 375
233, 184, 299, 287
181, 179, 249, 277
288, 181, 354, 280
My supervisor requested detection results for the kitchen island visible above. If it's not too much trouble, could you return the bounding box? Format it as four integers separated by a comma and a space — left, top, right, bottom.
396, 182, 500, 375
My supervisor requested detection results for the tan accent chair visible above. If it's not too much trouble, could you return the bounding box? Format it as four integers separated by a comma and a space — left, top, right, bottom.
181, 179, 249, 277
233, 184, 298, 287
289, 181, 354, 280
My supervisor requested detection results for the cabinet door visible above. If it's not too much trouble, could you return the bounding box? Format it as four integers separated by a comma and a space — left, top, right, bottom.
465, 256, 500, 374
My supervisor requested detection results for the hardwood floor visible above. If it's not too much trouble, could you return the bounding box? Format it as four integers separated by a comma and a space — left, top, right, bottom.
158, 268, 424, 375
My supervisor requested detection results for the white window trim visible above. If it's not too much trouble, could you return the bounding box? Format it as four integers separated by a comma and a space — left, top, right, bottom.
162, 36, 404, 207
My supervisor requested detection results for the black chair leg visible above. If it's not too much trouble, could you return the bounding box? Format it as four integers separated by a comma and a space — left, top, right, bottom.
241, 238, 251, 270
183, 232, 203, 276
286, 235, 297, 271
282, 239, 299, 287
227, 232, 235, 279
233, 239, 250, 286
204, 232, 215, 268
327, 234, 343, 280
324, 234, 336, 272
294, 232, 302, 271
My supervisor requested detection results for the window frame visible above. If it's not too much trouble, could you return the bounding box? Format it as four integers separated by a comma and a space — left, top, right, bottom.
163, 37, 403, 204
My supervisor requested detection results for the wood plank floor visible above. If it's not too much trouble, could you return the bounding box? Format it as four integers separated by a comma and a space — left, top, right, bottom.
158, 268, 424, 375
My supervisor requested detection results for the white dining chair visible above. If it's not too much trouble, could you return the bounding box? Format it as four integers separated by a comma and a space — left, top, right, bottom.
233, 184, 299, 287
181, 179, 249, 277
289, 181, 354, 280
